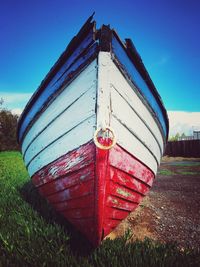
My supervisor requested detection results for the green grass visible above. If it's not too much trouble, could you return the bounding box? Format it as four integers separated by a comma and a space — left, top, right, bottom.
158, 169, 199, 176
158, 169, 175, 176
177, 171, 199, 175
169, 162, 200, 167
0, 152, 199, 267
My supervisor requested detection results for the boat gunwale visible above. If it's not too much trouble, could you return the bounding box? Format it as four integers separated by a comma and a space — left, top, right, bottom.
111, 54, 167, 146
18, 43, 98, 145
17, 14, 96, 143
110, 83, 163, 156
17, 16, 169, 147
110, 30, 169, 141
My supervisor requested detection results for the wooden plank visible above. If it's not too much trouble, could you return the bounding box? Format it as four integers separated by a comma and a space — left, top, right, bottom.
47, 179, 94, 204
109, 144, 155, 186
108, 56, 164, 152
38, 163, 95, 197
109, 181, 142, 204
109, 165, 150, 195
27, 115, 96, 176
19, 39, 97, 142
96, 52, 111, 129
24, 85, 96, 164
111, 87, 162, 162
32, 141, 95, 187
111, 116, 158, 174
95, 145, 110, 246
53, 194, 95, 212
22, 60, 97, 154
96, 52, 163, 173
106, 195, 138, 211
111, 34, 167, 137
165, 140, 200, 157
62, 206, 94, 220
105, 206, 130, 220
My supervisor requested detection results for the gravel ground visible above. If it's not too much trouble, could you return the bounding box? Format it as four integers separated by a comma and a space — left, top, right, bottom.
107, 157, 200, 249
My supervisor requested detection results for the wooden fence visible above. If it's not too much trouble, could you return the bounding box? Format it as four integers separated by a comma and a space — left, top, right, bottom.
164, 140, 200, 157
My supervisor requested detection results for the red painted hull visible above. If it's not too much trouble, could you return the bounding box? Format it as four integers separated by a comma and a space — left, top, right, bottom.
32, 141, 154, 246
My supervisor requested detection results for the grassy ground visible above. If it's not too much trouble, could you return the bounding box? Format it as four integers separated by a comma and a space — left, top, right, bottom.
0, 152, 199, 267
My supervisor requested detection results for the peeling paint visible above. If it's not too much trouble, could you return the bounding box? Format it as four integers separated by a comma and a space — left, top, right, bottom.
116, 188, 131, 197
80, 172, 90, 181
49, 166, 59, 177
112, 198, 119, 205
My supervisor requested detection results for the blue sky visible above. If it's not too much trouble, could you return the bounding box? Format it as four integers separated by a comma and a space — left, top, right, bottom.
1, 0, 200, 134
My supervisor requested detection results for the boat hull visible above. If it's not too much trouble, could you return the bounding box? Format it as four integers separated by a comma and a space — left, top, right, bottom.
17, 16, 168, 246
32, 140, 154, 245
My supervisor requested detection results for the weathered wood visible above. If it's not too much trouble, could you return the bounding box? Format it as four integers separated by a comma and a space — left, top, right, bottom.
110, 76, 164, 151
18, 17, 169, 246
109, 166, 150, 196
28, 115, 96, 176
109, 144, 154, 186
111, 116, 158, 174
53, 194, 95, 212
19, 39, 97, 143
17, 15, 96, 141
100, 144, 154, 239
112, 34, 167, 138
97, 52, 163, 174
38, 164, 95, 197
47, 179, 94, 204
32, 141, 95, 186
111, 86, 162, 161
32, 142, 97, 245
22, 60, 97, 155
24, 84, 96, 164
99, 25, 112, 52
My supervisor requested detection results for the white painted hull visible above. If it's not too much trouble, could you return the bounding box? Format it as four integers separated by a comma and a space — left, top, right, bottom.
21, 52, 165, 177
97, 52, 163, 174
23, 60, 97, 176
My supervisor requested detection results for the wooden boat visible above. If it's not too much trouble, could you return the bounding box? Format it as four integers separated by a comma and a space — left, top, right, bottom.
17, 15, 169, 246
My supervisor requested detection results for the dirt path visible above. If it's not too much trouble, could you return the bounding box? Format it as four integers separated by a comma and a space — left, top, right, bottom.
107, 157, 200, 249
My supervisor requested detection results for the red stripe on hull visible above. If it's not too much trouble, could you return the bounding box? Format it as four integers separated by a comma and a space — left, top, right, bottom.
101, 144, 154, 238
53, 194, 94, 212
31, 141, 154, 246
32, 141, 95, 187
109, 145, 154, 186
32, 141, 97, 245
38, 164, 95, 197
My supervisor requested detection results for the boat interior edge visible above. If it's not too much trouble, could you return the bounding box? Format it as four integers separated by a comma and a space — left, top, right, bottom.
17, 15, 97, 142
17, 15, 169, 145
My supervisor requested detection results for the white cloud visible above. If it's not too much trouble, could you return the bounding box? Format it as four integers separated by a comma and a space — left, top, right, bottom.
168, 111, 200, 137
11, 108, 23, 116
0, 92, 32, 111
0, 92, 32, 104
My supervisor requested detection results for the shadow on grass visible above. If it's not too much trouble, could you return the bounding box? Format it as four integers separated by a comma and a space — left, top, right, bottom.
19, 180, 94, 256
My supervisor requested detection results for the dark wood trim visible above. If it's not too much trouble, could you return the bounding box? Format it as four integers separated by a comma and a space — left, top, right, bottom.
111, 31, 169, 139
18, 16, 169, 145
17, 14, 96, 141
19, 46, 98, 145
99, 25, 112, 52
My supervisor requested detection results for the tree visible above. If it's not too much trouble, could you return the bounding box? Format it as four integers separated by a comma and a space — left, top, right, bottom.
0, 100, 19, 151
181, 133, 186, 140
168, 132, 180, 141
